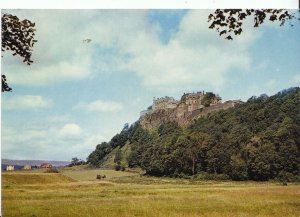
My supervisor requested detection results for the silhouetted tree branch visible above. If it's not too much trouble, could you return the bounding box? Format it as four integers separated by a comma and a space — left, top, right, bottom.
1, 13, 37, 92
208, 9, 300, 40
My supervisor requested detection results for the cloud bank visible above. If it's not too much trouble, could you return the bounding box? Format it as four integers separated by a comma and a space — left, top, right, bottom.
2, 10, 257, 91
2, 95, 52, 110
75, 100, 123, 112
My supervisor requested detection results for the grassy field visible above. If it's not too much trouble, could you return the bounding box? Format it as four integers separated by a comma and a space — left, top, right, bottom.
2, 172, 74, 185
61, 167, 138, 181
2, 169, 300, 217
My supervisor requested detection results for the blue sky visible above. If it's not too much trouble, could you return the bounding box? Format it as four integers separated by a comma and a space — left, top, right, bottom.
1, 10, 300, 161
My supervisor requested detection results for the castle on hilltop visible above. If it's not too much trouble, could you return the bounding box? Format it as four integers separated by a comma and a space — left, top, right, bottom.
140, 91, 242, 129
140, 91, 221, 117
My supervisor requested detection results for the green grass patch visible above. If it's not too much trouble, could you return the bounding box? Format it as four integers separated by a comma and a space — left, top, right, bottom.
100, 143, 131, 169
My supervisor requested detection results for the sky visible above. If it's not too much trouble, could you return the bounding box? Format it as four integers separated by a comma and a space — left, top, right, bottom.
1, 9, 300, 161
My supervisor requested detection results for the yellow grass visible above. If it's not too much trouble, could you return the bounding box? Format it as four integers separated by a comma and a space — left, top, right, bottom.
61, 168, 138, 181
2, 170, 300, 217
2, 172, 75, 185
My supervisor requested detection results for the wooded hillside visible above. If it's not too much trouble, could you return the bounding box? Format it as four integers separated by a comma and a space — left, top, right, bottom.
87, 87, 300, 181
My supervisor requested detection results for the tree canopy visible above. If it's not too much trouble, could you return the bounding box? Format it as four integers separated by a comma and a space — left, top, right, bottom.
87, 87, 300, 181
1, 13, 37, 92
208, 9, 300, 40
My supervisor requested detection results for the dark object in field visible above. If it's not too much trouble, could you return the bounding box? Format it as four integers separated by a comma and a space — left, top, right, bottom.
40, 163, 53, 168
45, 167, 59, 173
96, 174, 106, 179
282, 181, 288, 186
115, 164, 125, 171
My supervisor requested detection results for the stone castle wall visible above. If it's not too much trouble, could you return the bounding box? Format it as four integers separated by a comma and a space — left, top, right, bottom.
140, 92, 241, 129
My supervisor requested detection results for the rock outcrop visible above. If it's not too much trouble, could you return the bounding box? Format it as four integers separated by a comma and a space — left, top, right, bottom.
139, 91, 242, 129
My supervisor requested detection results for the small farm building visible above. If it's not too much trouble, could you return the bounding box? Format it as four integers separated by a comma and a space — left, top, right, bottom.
6, 165, 14, 171
23, 164, 32, 170
40, 163, 52, 168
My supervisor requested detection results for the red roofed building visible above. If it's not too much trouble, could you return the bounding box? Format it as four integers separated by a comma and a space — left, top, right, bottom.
40, 163, 52, 168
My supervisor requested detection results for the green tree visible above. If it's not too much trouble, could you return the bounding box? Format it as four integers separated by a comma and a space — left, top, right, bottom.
87, 142, 111, 167
114, 149, 123, 165
71, 157, 79, 165
245, 137, 280, 181
88, 88, 300, 180
229, 154, 248, 180
276, 117, 300, 175
69, 157, 85, 167
201, 92, 216, 107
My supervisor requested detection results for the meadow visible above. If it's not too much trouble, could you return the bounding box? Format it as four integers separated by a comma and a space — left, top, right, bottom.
2, 168, 300, 217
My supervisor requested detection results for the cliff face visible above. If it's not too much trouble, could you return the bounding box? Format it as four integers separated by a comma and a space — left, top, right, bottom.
140, 100, 240, 129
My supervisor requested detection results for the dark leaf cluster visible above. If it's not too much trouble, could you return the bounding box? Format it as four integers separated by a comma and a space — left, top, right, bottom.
1, 75, 12, 92
2, 13, 37, 64
208, 9, 299, 40
1, 13, 37, 92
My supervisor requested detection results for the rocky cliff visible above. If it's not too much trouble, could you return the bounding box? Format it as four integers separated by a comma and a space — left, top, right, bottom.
140, 98, 241, 129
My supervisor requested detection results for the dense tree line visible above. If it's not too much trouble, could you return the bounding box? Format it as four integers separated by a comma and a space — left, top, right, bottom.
68, 157, 86, 167
87, 124, 136, 167
88, 87, 300, 181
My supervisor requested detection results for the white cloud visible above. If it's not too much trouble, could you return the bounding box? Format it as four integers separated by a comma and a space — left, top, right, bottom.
2, 127, 47, 144
59, 123, 82, 137
46, 115, 71, 123
2, 10, 94, 86
6, 55, 92, 86
292, 74, 300, 85
266, 79, 277, 87
2, 95, 52, 110
82, 10, 254, 90
2, 10, 257, 90
1, 122, 106, 161
117, 10, 255, 90
76, 100, 123, 112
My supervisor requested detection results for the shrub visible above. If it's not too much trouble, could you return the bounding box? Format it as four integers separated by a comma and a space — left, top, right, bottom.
96, 174, 106, 179
277, 171, 296, 182
172, 173, 191, 179
195, 172, 230, 180
44, 167, 59, 173
115, 164, 126, 171
115, 164, 121, 171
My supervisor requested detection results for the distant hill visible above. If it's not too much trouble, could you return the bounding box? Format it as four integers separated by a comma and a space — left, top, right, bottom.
2, 159, 70, 168
87, 87, 300, 181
